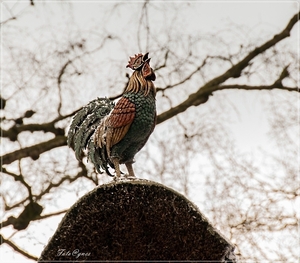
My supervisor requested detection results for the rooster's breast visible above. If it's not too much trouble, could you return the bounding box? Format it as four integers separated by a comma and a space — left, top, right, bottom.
110, 91, 156, 164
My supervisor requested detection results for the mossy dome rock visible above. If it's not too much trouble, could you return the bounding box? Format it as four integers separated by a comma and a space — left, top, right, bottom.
39, 178, 236, 262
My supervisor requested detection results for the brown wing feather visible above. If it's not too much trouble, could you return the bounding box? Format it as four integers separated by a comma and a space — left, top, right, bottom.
105, 97, 135, 156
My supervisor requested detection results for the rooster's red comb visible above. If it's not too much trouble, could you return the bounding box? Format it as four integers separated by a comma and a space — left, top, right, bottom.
126, 53, 149, 70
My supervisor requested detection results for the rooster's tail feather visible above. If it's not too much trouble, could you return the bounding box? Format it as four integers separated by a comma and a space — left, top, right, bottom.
67, 97, 115, 175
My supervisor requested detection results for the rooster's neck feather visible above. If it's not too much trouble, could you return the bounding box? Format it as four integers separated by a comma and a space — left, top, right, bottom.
124, 70, 156, 96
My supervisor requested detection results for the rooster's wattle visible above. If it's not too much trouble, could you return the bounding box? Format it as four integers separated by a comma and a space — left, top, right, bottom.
67, 53, 156, 178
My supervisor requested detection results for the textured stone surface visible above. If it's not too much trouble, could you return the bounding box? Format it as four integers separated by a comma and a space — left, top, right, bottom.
39, 178, 236, 262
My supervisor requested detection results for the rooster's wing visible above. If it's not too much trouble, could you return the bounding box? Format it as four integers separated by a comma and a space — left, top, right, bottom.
105, 97, 135, 155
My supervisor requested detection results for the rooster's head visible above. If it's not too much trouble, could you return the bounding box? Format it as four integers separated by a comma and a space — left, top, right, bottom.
126, 52, 156, 81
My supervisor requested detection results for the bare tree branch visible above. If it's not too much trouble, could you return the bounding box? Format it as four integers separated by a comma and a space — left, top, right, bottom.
156, 56, 208, 93
213, 83, 298, 93
154, 50, 170, 71
157, 11, 300, 124
34, 165, 88, 201
0, 16, 16, 25
0, 1, 35, 26
2, 123, 63, 141
2, 167, 34, 203
2, 136, 67, 165
1, 109, 78, 141
0, 235, 38, 261
37, 209, 68, 220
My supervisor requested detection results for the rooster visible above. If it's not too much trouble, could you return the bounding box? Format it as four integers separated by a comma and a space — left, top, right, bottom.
67, 53, 156, 178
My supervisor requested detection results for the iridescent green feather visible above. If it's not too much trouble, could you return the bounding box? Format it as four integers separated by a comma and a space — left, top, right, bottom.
67, 97, 114, 174
86, 140, 114, 176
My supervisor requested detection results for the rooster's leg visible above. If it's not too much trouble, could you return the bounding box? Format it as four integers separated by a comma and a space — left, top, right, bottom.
112, 158, 121, 178
125, 162, 135, 178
